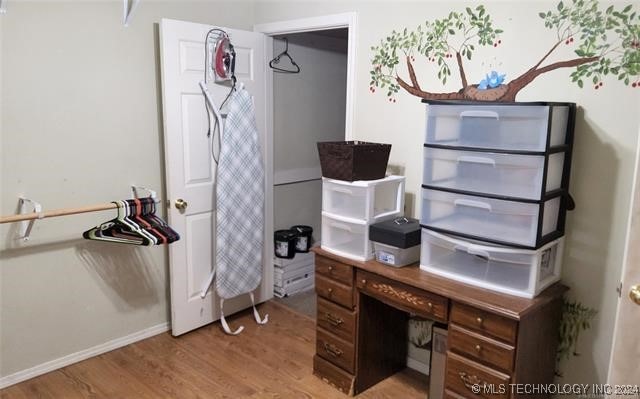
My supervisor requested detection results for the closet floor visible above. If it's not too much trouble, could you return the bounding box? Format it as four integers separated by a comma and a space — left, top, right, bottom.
273, 288, 317, 318
0, 301, 427, 398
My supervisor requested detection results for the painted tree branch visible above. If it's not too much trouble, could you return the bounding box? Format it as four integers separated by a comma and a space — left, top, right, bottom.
530, 39, 564, 73
511, 56, 600, 91
406, 57, 421, 91
396, 75, 465, 100
455, 52, 468, 88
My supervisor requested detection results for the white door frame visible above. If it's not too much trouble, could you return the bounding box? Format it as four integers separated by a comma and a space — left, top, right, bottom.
254, 12, 357, 142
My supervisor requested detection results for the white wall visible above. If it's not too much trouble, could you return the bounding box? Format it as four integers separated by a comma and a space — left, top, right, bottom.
254, 0, 640, 385
273, 32, 347, 241
1, 0, 638, 388
0, 0, 255, 379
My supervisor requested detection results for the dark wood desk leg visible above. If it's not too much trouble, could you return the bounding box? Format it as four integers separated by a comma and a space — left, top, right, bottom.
354, 292, 409, 395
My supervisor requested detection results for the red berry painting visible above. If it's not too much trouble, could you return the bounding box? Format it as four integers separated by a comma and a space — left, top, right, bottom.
369, 1, 640, 102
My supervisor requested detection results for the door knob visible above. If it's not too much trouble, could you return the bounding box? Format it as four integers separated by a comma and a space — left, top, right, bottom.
175, 198, 188, 211
630, 284, 640, 305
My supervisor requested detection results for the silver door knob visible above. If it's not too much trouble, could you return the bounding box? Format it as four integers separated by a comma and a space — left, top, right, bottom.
175, 198, 188, 210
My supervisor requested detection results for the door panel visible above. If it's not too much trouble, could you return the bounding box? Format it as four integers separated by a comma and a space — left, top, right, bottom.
608, 136, 640, 390
160, 19, 272, 336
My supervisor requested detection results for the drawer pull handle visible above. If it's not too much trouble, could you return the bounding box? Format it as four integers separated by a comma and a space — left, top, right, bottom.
330, 222, 352, 232
457, 155, 496, 166
325, 313, 344, 327
459, 371, 487, 392
427, 302, 434, 309
475, 344, 482, 352
327, 288, 333, 295
330, 186, 354, 195
361, 279, 367, 285
323, 343, 343, 357
476, 317, 483, 325
459, 110, 500, 119
328, 266, 333, 272
454, 198, 492, 212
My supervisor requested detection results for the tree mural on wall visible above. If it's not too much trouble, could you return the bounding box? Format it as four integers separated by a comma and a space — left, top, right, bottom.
369, 0, 640, 102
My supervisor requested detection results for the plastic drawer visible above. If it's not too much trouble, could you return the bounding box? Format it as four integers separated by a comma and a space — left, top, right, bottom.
423, 146, 565, 200
420, 229, 563, 298
322, 176, 405, 222
420, 187, 563, 248
425, 103, 571, 152
321, 212, 375, 261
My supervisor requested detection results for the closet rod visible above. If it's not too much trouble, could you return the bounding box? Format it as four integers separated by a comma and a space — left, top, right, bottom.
0, 202, 120, 224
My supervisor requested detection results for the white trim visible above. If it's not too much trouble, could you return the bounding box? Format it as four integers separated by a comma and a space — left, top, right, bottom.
0, 322, 170, 389
262, 34, 276, 303
407, 357, 430, 375
254, 12, 357, 141
274, 167, 321, 186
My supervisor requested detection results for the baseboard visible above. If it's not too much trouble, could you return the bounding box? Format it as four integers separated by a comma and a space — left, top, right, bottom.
0, 322, 170, 390
407, 357, 430, 376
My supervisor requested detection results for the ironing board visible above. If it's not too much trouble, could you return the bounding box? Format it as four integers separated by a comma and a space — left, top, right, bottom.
214, 86, 267, 334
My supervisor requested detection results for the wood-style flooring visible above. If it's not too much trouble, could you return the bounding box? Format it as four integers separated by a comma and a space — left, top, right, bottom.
0, 301, 428, 398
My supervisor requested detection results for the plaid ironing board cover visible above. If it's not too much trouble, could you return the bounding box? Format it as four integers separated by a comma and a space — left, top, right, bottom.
216, 88, 264, 299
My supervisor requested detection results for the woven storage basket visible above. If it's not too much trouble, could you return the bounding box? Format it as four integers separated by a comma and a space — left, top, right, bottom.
317, 141, 391, 181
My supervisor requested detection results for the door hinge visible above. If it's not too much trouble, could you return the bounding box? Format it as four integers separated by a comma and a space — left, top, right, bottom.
616, 282, 623, 298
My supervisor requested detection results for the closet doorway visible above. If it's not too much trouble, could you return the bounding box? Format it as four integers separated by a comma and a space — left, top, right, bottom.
256, 14, 355, 315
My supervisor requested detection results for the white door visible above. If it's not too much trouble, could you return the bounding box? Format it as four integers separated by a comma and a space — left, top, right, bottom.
160, 19, 273, 336
608, 135, 640, 389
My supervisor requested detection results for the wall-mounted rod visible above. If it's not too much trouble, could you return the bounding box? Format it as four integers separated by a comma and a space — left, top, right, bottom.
0, 203, 120, 224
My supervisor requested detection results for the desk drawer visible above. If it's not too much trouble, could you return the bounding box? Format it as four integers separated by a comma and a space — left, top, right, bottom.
316, 328, 355, 373
316, 274, 354, 309
451, 302, 517, 344
316, 256, 354, 286
313, 355, 354, 395
317, 297, 356, 342
446, 351, 510, 399
357, 270, 448, 322
449, 324, 515, 373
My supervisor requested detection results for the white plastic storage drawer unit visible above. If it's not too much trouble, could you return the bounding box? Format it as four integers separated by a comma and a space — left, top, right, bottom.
424, 102, 573, 152
321, 212, 374, 261
322, 175, 405, 222
420, 187, 564, 248
420, 229, 563, 298
423, 146, 565, 200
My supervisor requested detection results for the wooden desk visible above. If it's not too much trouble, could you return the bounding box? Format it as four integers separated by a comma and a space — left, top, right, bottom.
311, 248, 567, 398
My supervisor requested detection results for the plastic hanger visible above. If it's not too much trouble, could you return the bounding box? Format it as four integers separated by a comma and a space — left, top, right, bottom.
126, 199, 166, 244
269, 38, 301, 74
82, 201, 153, 245
138, 197, 180, 243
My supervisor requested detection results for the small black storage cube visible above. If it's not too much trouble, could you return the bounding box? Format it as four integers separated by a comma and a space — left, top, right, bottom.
369, 217, 421, 266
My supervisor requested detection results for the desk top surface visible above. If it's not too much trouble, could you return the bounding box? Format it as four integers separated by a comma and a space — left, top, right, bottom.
312, 248, 568, 320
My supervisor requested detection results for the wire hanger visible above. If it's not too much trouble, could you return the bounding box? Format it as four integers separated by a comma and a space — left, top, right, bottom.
269, 38, 301, 74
